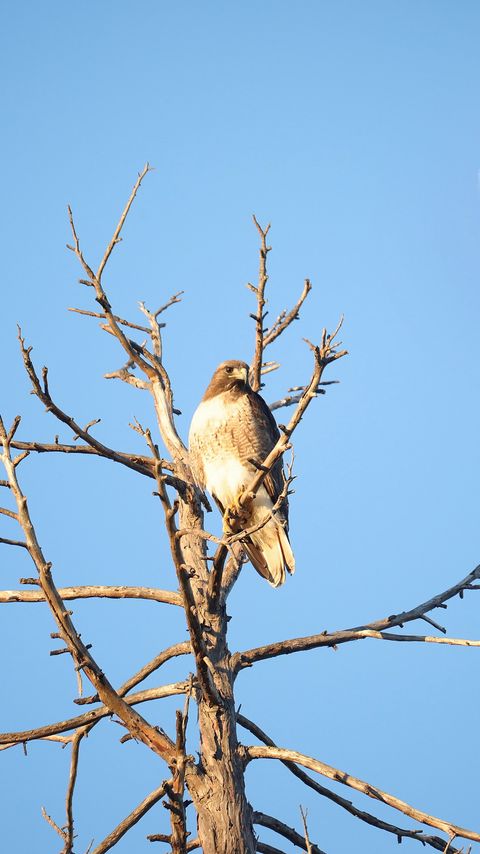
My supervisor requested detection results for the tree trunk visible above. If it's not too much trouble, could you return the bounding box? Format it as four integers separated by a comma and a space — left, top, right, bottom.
180, 495, 256, 854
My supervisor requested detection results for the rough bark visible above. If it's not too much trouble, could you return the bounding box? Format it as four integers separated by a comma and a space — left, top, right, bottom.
179, 488, 256, 854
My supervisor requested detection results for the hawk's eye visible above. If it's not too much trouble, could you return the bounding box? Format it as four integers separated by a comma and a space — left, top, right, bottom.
225, 366, 234, 374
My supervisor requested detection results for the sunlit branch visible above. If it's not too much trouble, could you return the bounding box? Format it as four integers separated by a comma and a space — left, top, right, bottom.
263, 278, 312, 347
253, 811, 326, 854
249, 216, 271, 392
237, 714, 463, 853
0, 683, 188, 748
234, 564, 480, 670
0, 585, 182, 607
245, 745, 480, 844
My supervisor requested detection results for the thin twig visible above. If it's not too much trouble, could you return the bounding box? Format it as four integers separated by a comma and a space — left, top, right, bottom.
68, 307, 151, 333
263, 278, 312, 347
63, 729, 85, 853
253, 811, 325, 854
250, 216, 271, 392
300, 806, 314, 854
238, 328, 346, 515
0, 536, 28, 549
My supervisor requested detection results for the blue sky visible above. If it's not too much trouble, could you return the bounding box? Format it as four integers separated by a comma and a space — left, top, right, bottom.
1, 2, 480, 852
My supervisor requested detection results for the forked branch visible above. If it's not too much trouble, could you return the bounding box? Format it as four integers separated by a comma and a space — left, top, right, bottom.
0, 416, 177, 765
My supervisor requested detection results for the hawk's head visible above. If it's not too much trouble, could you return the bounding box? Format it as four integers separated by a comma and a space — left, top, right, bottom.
203, 360, 250, 400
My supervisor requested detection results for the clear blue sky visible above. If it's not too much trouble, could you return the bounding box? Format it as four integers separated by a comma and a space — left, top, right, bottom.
1, 2, 480, 852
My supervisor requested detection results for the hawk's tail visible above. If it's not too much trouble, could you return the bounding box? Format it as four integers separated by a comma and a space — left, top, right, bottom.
245, 516, 295, 588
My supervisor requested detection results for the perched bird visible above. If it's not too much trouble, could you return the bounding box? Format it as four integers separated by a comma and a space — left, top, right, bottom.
188, 360, 295, 587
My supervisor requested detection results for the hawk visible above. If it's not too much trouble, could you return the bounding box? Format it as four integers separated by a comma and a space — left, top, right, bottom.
188, 360, 295, 587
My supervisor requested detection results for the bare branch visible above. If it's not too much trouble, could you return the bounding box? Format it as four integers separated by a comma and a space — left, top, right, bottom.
16, 333, 168, 481
253, 811, 325, 854
63, 729, 84, 853
0, 536, 28, 549
237, 331, 347, 519
9, 437, 163, 479
0, 506, 18, 521
147, 837, 199, 851
234, 564, 480, 670
0, 683, 188, 747
269, 381, 338, 412
0, 585, 182, 607
90, 779, 172, 854
256, 844, 287, 854
300, 806, 314, 854
68, 306, 151, 333
75, 642, 191, 706
263, 278, 312, 348
41, 805, 66, 842
245, 745, 480, 844
250, 216, 271, 392
237, 714, 465, 853
96, 163, 153, 281
0, 417, 177, 764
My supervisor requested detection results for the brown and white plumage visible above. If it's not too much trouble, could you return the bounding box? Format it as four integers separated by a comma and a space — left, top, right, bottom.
188, 360, 295, 587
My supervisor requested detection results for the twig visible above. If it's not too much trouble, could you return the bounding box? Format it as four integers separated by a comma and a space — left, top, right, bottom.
41, 806, 66, 842
250, 216, 271, 392
253, 811, 325, 854
9, 437, 166, 478
256, 844, 287, 854
63, 729, 85, 853
68, 307, 151, 333
300, 806, 314, 854
96, 163, 153, 281
239, 328, 347, 514
0, 536, 28, 549
263, 278, 312, 347
15, 333, 171, 481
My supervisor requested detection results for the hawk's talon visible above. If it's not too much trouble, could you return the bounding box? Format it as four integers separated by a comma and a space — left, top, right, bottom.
223, 501, 249, 534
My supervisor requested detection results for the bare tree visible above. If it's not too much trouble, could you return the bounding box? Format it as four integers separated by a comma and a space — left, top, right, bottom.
1, 166, 479, 854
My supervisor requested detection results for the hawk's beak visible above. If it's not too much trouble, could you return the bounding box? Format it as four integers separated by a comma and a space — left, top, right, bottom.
231, 365, 249, 384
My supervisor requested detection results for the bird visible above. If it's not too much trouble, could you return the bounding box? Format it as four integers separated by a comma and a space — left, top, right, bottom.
188, 359, 295, 587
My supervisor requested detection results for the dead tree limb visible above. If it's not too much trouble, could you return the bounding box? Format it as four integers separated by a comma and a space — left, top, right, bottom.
253, 811, 325, 854
238, 714, 463, 853
245, 745, 480, 845
235, 564, 480, 670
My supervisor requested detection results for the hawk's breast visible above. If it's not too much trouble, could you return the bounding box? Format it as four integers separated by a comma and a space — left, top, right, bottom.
188, 392, 253, 507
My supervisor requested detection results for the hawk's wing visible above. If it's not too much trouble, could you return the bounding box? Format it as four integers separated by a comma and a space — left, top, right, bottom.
240, 390, 289, 527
